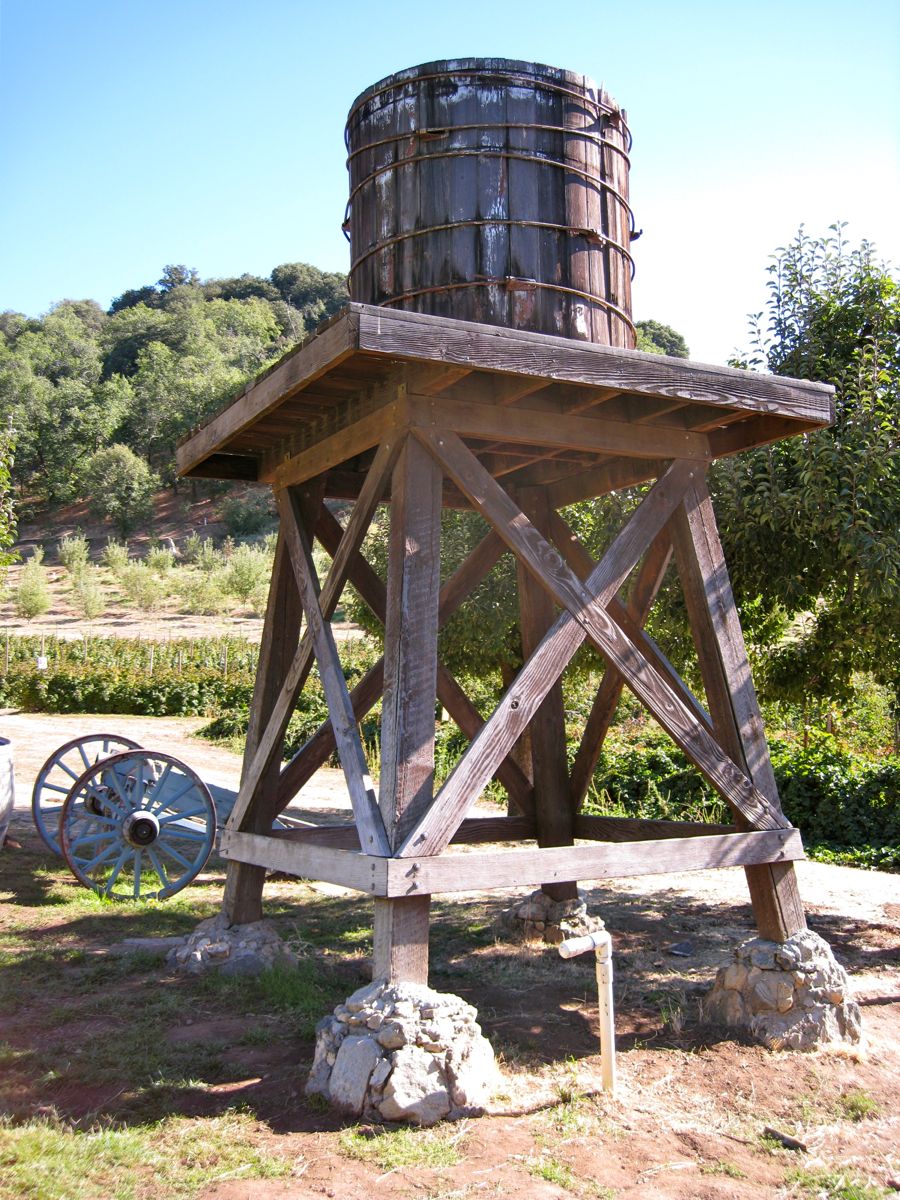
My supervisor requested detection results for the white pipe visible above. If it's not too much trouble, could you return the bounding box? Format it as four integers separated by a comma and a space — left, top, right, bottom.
559, 929, 616, 1095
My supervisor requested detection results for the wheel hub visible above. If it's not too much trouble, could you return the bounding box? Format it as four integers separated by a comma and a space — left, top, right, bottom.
122, 810, 160, 847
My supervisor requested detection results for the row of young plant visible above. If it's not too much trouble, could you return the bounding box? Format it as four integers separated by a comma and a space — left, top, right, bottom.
2, 630, 896, 870
11, 530, 277, 620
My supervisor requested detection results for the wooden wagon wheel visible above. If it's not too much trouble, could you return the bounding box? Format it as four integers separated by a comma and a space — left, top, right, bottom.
32, 733, 142, 856
59, 750, 217, 901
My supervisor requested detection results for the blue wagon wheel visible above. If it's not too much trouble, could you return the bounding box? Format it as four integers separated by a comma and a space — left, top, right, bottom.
32, 733, 142, 855
59, 749, 217, 901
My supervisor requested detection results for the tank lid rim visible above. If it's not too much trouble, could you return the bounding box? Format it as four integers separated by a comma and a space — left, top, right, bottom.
347, 57, 615, 122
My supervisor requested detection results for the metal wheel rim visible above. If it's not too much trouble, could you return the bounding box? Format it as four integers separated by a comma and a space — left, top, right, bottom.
59, 750, 216, 901
32, 733, 142, 855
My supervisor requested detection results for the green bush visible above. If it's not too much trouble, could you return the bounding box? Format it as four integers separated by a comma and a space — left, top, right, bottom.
70, 569, 106, 620
221, 492, 273, 537
86, 444, 158, 536
176, 570, 229, 615
221, 543, 271, 605
14, 557, 51, 620
101, 539, 130, 574
117, 562, 166, 611
57, 533, 90, 573
146, 545, 175, 574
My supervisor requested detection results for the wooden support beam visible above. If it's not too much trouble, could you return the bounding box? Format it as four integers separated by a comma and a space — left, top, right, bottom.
219, 826, 804, 896
375, 437, 442, 983
408, 393, 710, 462
277, 486, 390, 856
271, 400, 402, 488
672, 477, 807, 942
516, 486, 577, 902
411, 432, 785, 841
304, 507, 533, 814
568, 529, 674, 809
398, 454, 696, 856
226, 436, 398, 835
546, 458, 667, 509
379, 437, 442, 850
222, 528, 304, 924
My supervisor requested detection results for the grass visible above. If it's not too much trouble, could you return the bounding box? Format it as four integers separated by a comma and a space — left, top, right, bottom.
0, 1110, 292, 1200
526, 1154, 614, 1197
701, 1160, 746, 1178
785, 1167, 891, 1199
834, 1089, 881, 1121
339, 1125, 466, 1170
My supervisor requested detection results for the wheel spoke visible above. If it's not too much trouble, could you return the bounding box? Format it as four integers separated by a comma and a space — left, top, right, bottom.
147, 848, 170, 889
150, 778, 195, 815
159, 825, 209, 843
77, 743, 92, 771
42, 782, 71, 795
156, 841, 197, 872
158, 805, 210, 825
68, 827, 120, 849
80, 841, 122, 874
105, 767, 136, 811
103, 848, 132, 896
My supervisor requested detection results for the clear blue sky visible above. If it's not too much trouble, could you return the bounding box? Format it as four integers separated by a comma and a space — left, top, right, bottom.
1, 0, 897, 363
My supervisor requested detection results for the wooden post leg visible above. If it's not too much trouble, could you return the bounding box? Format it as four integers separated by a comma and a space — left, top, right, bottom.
376, 436, 442, 981
373, 896, 431, 985
223, 517, 307, 924
672, 477, 806, 942
516, 488, 577, 903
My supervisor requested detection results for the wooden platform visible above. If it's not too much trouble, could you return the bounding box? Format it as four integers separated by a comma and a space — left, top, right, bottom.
176, 303, 834, 507
177, 302, 831, 968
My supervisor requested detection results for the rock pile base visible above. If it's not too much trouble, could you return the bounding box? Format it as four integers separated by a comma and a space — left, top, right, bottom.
166, 913, 298, 977
307, 980, 497, 1125
497, 887, 604, 945
704, 929, 862, 1050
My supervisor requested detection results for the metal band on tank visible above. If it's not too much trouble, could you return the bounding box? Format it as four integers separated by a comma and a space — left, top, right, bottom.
345, 149, 635, 234
346, 124, 632, 171
346, 67, 631, 148
347, 219, 636, 280
375, 278, 637, 340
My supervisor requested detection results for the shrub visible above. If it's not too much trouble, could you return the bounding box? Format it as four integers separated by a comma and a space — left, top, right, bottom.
117, 563, 166, 611
194, 538, 223, 573
57, 533, 90, 573
146, 545, 175, 574
221, 543, 272, 605
221, 492, 273, 536
101, 539, 130, 574
176, 572, 229, 615
15, 556, 50, 620
181, 532, 204, 564
71, 569, 106, 621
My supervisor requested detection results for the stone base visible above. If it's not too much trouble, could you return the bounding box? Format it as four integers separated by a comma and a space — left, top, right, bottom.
704, 930, 862, 1050
307, 980, 497, 1125
497, 887, 605, 946
166, 913, 298, 977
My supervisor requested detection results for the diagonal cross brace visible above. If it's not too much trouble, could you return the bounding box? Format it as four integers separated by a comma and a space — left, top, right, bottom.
405, 431, 787, 855
225, 436, 399, 836
276, 487, 390, 856
398, 446, 704, 857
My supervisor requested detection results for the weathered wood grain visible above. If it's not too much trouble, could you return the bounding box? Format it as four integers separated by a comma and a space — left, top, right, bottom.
568, 529, 673, 809
672, 478, 807, 941
219, 828, 387, 893
398, 452, 697, 856
225, 438, 397, 835
384, 829, 805, 896
515, 486, 577, 900
412, 432, 786, 840
277, 486, 390, 856
379, 437, 442, 849
373, 896, 431, 984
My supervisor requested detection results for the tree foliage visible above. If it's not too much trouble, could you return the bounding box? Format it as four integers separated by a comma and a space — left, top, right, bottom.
635, 318, 689, 358
0, 262, 349, 504
715, 225, 900, 710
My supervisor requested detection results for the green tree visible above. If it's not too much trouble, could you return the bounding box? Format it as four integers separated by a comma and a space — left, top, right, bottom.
635, 319, 689, 358
714, 225, 900, 712
85, 444, 158, 536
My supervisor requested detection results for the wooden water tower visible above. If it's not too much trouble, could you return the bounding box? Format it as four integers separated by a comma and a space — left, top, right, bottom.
177, 59, 833, 986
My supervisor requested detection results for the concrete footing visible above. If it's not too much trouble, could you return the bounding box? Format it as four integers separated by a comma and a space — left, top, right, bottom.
704, 929, 862, 1050
307, 980, 498, 1125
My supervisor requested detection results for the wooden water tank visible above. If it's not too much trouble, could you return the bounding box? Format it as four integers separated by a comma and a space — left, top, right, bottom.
345, 58, 635, 347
